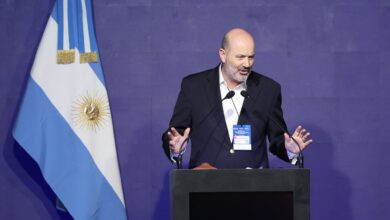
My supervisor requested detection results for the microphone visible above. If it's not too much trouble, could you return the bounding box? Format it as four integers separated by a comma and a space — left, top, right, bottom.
224, 90, 235, 99
240, 90, 249, 99
173, 90, 235, 169
240, 90, 304, 168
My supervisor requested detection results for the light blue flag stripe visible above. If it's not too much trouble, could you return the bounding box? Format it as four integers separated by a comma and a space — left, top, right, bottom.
13, 77, 127, 220
57, 0, 64, 50
88, 55, 106, 86
85, 0, 97, 52
68, 0, 75, 50
76, 0, 85, 54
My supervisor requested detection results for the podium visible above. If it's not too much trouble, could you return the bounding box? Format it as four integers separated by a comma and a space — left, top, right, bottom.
171, 169, 309, 220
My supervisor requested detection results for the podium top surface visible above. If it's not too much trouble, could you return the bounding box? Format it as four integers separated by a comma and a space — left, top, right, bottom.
171, 168, 309, 180
171, 168, 310, 192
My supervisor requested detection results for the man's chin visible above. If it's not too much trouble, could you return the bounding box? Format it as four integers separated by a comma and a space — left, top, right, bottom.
234, 76, 248, 83
240, 73, 249, 82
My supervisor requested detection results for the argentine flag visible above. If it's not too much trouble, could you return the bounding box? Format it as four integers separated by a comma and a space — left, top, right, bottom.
13, 0, 127, 219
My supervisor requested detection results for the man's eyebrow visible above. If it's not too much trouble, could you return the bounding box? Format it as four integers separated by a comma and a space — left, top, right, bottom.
236, 54, 255, 57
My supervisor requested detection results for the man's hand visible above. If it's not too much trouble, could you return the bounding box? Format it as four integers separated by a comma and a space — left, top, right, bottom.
167, 127, 191, 154
284, 126, 313, 154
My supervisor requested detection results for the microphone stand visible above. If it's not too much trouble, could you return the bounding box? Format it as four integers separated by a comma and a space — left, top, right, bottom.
290, 136, 304, 168
175, 157, 182, 169
174, 137, 189, 169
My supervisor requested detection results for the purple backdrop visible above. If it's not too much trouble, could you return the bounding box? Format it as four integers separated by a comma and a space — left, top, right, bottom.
1, 0, 390, 219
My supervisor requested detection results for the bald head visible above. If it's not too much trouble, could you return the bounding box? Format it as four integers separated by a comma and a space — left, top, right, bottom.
221, 28, 255, 51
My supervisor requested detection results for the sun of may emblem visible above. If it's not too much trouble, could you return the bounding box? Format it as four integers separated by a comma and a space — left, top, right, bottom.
72, 92, 110, 132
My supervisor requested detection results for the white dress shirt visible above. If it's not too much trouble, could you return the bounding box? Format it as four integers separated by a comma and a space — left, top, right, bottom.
218, 65, 246, 143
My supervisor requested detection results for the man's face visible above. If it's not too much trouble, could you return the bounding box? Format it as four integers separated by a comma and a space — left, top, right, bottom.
219, 38, 255, 87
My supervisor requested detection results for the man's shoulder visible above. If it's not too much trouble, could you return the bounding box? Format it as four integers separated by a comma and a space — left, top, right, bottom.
249, 71, 281, 88
182, 67, 217, 82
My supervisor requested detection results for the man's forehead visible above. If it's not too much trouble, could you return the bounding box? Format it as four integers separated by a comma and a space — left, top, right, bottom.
228, 44, 255, 55
227, 37, 254, 50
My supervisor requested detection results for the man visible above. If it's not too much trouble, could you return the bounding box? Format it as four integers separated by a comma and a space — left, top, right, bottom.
162, 28, 312, 169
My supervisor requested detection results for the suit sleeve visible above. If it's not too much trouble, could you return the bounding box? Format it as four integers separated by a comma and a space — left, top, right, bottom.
267, 85, 290, 162
161, 78, 192, 161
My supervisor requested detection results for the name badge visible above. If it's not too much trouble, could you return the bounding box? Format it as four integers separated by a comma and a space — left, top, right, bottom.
233, 125, 252, 150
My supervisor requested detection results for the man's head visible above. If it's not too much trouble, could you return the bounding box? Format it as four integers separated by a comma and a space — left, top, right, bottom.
219, 28, 255, 88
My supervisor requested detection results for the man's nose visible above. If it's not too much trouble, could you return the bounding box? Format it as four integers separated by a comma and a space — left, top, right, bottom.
243, 58, 250, 68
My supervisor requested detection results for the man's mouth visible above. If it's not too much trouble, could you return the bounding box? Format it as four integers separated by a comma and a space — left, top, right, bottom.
239, 69, 249, 75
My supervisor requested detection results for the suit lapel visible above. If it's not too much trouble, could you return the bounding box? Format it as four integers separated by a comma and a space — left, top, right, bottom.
238, 72, 262, 125
205, 67, 221, 112
204, 67, 231, 146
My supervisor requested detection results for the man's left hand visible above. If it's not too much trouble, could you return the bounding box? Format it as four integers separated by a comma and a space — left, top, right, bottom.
284, 126, 313, 154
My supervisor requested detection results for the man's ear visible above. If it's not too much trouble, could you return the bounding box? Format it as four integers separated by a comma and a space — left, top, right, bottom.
219, 48, 226, 63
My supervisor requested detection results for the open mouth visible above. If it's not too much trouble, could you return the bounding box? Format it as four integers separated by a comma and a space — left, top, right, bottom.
239, 70, 249, 75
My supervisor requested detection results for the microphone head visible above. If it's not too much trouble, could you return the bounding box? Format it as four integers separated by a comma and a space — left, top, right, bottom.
225, 90, 235, 99
240, 90, 249, 98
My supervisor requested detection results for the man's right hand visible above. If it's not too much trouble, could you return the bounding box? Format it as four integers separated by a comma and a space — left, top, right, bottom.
167, 127, 191, 154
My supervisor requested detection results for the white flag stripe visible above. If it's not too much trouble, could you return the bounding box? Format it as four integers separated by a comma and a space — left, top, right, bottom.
81, 0, 91, 52
63, 0, 70, 50
31, 17, 124, 205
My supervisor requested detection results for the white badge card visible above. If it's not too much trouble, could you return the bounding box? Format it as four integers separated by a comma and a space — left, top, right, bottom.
233, 125, 252, 150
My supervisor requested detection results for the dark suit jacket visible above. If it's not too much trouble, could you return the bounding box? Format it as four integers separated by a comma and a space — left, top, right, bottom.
162, 66, 290, 169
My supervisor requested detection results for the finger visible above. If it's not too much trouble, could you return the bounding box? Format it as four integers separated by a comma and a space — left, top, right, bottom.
170, 127, 180, 136
305, 139, 313, 145
299, 129, 306, 137
183, 128, 191, 138
168, 132, 179, 142
167, 131, 174, 140
284, 133, 291, 142
293, 126, 302, 136
302, 132, 310, 140
302, 139, 314, 148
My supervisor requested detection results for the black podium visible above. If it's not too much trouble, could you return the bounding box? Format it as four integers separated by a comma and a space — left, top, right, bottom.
170, 169, 310, 220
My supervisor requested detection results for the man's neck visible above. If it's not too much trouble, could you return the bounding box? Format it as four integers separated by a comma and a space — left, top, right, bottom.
219, 69, 234, 89
221, 73, 240, 90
